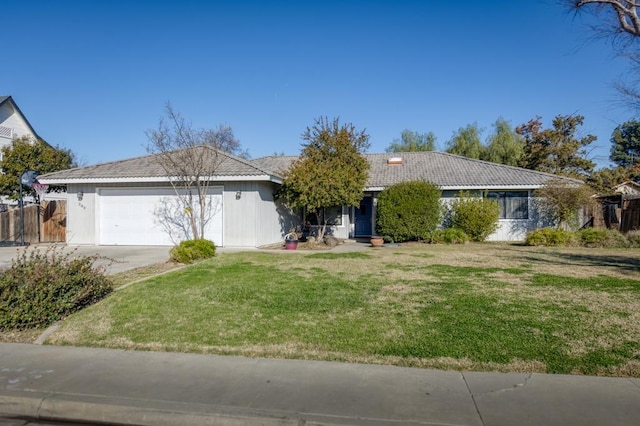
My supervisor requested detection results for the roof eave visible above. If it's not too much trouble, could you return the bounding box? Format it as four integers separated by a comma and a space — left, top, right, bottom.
38, 174, 281, 185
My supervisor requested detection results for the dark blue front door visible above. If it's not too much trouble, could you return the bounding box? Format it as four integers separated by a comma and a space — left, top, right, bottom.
354, 197, 373, 236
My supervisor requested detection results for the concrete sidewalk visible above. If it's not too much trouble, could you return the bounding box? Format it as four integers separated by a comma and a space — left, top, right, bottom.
1, 344, 639, 425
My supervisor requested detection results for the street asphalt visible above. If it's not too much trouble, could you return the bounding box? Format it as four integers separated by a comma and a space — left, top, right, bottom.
0, 343, 639, 425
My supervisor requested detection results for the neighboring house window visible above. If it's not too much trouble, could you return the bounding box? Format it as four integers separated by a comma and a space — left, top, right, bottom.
305, 206, 343, 226
487, 191, 529, 219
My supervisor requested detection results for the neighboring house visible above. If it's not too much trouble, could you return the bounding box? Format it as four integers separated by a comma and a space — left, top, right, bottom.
614, 181, 640, 196
0, 96, 41, 150
39, 150, 583, 247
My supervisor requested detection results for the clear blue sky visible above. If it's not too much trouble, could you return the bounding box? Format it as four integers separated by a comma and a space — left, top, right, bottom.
2, 0, 633, 168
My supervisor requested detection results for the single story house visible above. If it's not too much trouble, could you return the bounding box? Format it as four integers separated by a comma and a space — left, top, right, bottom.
39, 149, 582, 247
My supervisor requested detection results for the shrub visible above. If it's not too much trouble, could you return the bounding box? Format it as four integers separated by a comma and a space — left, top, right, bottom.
376, 181, 442, 243
448, 193, 500, 242
535, 180, 595, 230
576, 228, 629, 248
170, 239, 216, 264
431, 228, 469, 244
0, 246, 113, 331
525, 228, 575, 246
627, 230, 640, 248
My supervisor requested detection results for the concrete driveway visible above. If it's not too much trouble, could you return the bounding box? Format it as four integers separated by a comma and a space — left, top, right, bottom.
0, 244, 171, 275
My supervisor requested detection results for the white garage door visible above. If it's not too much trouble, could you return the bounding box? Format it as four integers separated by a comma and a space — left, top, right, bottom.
98, 187, 223, 246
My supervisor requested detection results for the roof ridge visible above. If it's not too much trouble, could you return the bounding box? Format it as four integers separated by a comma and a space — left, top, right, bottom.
216, 149, 278, 175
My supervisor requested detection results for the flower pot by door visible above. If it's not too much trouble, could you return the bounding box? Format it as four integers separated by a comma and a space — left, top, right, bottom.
370, 237, 384, 247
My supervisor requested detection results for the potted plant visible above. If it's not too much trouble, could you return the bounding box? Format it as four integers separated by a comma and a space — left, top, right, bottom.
284, 231, 299, 250
370, 236, 384, 247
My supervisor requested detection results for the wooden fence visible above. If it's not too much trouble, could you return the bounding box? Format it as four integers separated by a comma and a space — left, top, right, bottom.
592, 195, 640, 233
0, 200, 66, 245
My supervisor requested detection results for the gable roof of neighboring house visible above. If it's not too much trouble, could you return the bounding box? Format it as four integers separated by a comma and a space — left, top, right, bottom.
614, 180, 640, 195
252, 152, 583, 190
39, 146, 282, 184
0, 96, 41, 140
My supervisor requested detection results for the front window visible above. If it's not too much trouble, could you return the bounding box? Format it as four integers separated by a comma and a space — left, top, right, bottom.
487, 191, 529, 219
305, 206, 343, 226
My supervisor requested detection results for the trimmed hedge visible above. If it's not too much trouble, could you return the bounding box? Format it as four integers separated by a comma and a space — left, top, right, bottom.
375, 181, 442, 242
170, 239, 216, 264
0, 246, 113, 331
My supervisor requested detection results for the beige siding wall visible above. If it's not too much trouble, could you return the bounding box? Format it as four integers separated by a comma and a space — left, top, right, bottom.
255, 182, 298, 247
66, 183, 97, 244
223, 181, 257, 247
222, 181, 298, 247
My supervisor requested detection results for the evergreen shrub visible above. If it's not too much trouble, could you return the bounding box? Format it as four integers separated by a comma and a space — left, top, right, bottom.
170, 239, 216, 264
449, 193, 500, 242
375, 181, 442, 243
0, 246, 113, 330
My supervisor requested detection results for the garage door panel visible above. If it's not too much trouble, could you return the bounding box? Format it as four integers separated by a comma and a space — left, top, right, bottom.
98, 188, 223, 246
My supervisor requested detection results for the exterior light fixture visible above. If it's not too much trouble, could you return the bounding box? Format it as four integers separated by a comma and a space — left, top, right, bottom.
77, 190, 84, 201
235, 190, 242, 200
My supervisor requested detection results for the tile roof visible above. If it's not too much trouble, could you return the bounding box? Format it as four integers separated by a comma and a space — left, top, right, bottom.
253, 152, 582, 189
40, 148, 583, 188
39, 146, 278, 182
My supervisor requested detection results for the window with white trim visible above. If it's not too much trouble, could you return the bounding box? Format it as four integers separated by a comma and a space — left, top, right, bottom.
486, 191, 529, 219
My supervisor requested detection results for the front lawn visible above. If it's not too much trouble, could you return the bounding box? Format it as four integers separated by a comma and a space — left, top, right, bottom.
48, 243, 640, 376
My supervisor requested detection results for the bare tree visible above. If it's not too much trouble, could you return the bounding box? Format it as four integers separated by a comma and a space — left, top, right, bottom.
146, 103, 245, 240
567, 1, 640, 107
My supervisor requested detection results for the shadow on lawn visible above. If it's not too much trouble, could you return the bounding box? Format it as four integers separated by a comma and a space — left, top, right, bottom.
495, 245, 640, 276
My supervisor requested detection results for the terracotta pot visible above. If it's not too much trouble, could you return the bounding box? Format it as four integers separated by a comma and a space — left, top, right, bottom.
370, 237, 384, 247
285, 240, 298, 250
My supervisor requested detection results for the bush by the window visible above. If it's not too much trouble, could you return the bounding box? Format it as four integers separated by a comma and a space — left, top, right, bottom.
375, 181, 442, 243
430, 228, 469, 244
170, 239, 216, 264
525, 228, 575, 246
0, 246, 113, 331
448, 193, 500, 242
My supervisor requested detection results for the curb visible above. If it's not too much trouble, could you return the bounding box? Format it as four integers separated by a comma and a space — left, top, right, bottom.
0, 391, 340, 426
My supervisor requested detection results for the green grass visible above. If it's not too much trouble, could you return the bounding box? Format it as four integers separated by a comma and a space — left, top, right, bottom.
50, 244, 640, 376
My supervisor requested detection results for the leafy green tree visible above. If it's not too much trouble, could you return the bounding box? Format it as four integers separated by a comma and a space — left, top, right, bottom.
386, 130, 436, 153
535, 179, 595, 230
278, 117, 370, 241
376, 181, 442, 242
482, 118, 524, 166
0, 136, 76, 199
515, 115, 596, 179
610, 119, 640, 168
446, 123, 485, 159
